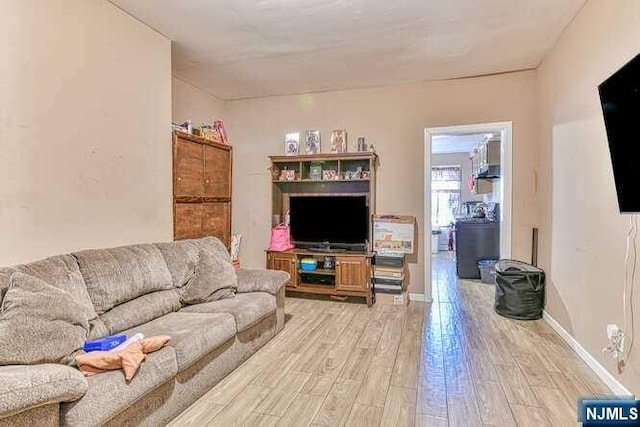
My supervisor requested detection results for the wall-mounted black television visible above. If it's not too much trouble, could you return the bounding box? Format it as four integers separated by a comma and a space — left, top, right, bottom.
289, 195, 369, 250
599, 53, 640, 213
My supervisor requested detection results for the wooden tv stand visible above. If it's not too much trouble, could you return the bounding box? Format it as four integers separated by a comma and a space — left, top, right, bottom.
267, 152, 377, 306
266, 249, 373, 307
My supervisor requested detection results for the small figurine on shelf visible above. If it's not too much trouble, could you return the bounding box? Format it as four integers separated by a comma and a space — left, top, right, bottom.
171, 120, 192, 134
357, 137, 367, 152
354, 167, 363, 179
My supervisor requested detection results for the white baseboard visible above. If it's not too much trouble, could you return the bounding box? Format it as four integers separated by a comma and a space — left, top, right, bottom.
409, 293, 431, 302
543, 311, 632, 397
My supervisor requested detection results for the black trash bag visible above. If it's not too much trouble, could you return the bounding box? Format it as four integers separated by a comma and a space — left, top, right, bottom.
494, 260, 545, 320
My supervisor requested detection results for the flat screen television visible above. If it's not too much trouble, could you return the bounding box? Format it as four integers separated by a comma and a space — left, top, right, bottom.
599, 53, 640, 213
289, 195, 369, 250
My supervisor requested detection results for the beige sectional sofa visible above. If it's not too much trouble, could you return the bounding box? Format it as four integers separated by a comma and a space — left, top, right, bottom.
0, 237, 288, 426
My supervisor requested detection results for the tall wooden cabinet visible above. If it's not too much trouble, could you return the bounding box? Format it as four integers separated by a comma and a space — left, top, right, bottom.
173, 131, 232, 246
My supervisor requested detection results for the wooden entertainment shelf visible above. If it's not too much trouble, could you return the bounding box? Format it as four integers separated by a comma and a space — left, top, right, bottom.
266, 249, 374, 307
266, 152, 378, 305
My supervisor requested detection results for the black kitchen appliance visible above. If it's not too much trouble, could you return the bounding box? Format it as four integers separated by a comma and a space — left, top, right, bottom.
455, 219, 500, 279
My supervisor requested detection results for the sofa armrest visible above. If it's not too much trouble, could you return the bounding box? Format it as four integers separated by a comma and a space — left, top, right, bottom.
0, 364, 88, 419
236, 268, 290, 295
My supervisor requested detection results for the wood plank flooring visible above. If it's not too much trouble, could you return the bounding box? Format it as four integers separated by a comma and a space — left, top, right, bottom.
169, 252, 611, 426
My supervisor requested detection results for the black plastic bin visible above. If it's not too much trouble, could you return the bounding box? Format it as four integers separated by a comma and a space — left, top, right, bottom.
494, 260, 545, 320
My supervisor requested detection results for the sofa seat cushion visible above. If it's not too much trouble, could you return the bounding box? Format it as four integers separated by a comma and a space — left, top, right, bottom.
180, 292, 276, 332
74, 244, 174, 314
60, 346, 178, 426
123, 312, 236, 371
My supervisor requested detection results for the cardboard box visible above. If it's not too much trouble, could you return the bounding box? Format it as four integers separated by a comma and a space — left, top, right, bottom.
373, 215, 415, 254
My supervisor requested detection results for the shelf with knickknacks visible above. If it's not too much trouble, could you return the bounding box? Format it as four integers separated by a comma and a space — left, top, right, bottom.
271, 161, 300, 182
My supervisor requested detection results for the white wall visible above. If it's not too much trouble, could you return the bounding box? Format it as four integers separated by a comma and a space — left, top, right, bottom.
0, 0, 172, 264
536, 0, 640, 393
226, 71, 538, 295
172, 77, 226, 124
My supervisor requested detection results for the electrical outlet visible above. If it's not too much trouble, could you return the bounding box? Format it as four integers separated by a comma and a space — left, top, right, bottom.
604, 324, 625, 360
608, 324, 620, 340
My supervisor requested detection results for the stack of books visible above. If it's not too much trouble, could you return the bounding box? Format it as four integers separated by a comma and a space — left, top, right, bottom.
373, 252, 406, 303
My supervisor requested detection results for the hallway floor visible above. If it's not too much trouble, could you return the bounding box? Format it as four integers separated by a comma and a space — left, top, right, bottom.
170, 252, 610, 426
424, 251, 610, 425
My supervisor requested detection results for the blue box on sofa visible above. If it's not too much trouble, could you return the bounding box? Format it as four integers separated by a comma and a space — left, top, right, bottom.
83, 334, 127, 352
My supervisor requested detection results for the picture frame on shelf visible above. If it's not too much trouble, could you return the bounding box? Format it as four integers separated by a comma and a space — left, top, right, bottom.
284, 132, 300, 156
309, 164, 322, 180
330, 130, 347, 153
305, 130, 321, 155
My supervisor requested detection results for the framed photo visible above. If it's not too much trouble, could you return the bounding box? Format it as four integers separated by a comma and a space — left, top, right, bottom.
284, 132, 300, 156
305, 130, 321, 155
330, 130, 347, 153
309, 164, 322, 180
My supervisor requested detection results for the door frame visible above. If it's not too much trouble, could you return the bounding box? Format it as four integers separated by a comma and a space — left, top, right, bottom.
424, 121, 513, 301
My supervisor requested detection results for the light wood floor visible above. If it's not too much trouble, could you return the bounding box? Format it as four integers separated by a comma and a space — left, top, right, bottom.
170, 252, 610, 426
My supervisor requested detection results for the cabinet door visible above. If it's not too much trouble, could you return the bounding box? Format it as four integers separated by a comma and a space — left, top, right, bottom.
266, 252, 297, 288
174, 203, 202, 240
175, 139, 204, 199
202, 202, 231, 247
335, 256, 368, 292
204, 145, 231, 199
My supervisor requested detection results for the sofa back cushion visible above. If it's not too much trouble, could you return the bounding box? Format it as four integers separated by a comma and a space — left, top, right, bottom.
154, 240, 199, 289
194, 236, 233, 263
0, 255, 97, 320
88, 289, 182, 339
74, 244, 173, 315
181, 249, 237, 304
0, 272, 89, 365
154, 236, 231, 289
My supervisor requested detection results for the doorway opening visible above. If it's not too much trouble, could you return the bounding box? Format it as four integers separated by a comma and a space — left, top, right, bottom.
423, 122, 513, 301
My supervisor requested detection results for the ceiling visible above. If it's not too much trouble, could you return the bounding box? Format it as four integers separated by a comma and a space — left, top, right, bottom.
111, 0, 585, 100
432, 133, 498, 155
